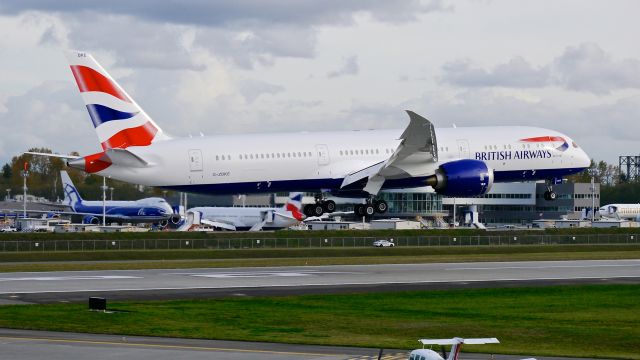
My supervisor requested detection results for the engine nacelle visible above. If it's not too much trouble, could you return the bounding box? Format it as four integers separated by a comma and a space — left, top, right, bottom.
83, 216, 100, 225
427, 159, 494, 197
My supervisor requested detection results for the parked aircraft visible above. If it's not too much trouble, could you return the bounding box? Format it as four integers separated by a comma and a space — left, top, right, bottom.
60, 170, 175, 224
29, 51, 590, 218
409, 337, 535, 360
599, 204, 640, 221
187, 193, 304, 231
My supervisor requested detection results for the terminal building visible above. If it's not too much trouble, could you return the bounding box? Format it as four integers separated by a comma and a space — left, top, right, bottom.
272, 181, 599, 227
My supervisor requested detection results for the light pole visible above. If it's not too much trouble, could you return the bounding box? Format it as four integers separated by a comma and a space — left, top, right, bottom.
5, 189, 10, 201
21, 162, 29, 218
101, 177, 108, 226
590, 177, 596, 222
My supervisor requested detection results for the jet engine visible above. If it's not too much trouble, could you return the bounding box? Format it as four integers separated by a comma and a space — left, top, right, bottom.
83, 216, 100, 225
426, 159, 494, 197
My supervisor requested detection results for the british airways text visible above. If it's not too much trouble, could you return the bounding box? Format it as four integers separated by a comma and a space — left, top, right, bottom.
475, 150, 552, 161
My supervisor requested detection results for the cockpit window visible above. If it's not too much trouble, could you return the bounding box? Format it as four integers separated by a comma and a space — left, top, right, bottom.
572, 141, 578, 148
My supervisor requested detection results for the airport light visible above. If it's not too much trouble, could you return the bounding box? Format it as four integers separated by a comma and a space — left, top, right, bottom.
21, 162, 29, 218
101, 177, 108, 226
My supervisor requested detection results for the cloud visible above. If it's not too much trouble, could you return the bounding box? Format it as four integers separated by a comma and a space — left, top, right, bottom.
441, 43, 640, 94
553, 43, 640, 94
0, 81, 100, 164
238, 79, 284, 103
327, 56, 359, 78
441, 56, 549, 88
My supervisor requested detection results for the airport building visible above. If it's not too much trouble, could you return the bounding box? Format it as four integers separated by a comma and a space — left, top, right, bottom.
270, 181, 600, 227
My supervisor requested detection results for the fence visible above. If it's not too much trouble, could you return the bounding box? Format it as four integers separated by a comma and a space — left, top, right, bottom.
0, 233, 639, 252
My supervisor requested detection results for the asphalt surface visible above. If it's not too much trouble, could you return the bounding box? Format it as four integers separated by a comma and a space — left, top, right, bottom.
0, 259, 639, 303
0, 329, 605, 360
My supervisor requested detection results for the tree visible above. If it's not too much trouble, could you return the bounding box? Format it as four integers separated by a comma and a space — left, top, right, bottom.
1, 163, 11, 179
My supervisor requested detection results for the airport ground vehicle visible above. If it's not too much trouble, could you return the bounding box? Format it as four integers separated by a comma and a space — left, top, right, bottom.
0, 226, 17, 232
31, 51, 590, 218
373, 239, 395, 247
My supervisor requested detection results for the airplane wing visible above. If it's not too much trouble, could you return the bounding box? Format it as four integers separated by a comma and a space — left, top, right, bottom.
419, 338, 499, 345
200, 218, 237, 231
341, 110, 438, 195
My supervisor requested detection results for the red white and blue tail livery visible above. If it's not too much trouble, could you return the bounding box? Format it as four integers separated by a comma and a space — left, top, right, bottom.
66, 50, 167, 150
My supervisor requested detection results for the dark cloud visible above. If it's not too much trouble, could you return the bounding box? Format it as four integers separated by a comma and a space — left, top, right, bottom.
441, 43, 640, 94
0, 1, 447, 27
327, 56, 359, 78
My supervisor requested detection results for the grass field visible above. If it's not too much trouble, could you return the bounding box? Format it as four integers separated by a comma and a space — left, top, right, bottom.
0, 244, 639, 272
0, 285, 637, 359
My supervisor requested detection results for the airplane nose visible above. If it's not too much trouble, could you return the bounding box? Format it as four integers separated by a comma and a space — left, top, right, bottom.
578, 149, 591, 169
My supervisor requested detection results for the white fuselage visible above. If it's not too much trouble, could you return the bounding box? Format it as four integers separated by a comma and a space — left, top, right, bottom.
92, 126, 590, 195
189, 206, 298, 230
599, 204, 640, 220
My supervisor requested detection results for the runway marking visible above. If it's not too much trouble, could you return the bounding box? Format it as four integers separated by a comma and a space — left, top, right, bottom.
446, 264, 640, 271
185, 270, 361, 279
1, 275, 639, 295
0, 335, 345, 357
0, 275, 142, 282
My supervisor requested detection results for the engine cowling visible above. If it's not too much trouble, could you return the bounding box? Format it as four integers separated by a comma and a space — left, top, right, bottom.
427, 159, 494, 197
83, 216, 100, 225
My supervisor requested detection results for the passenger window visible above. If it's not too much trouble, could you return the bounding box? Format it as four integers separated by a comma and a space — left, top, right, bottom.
297, 152, 301, 157
216, 155, 219, 161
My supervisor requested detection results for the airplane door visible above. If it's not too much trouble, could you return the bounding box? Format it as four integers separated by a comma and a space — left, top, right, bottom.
315, 144, 330, 165
188, 149, 203, 172
456, 140, 470, 159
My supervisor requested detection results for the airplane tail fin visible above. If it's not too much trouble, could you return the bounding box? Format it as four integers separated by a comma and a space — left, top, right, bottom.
65, 50, 168, 150
60, 171, 83, 210
283, 192, 304, 221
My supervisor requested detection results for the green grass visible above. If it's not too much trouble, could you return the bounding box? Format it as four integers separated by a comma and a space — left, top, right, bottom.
0, 285, 637, 359
0, 245, 639, 272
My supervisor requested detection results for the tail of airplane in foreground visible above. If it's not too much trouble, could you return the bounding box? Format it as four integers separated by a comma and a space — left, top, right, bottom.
65, 50, 168, 150
283, 193, 304, 220
60, 171, 83, 211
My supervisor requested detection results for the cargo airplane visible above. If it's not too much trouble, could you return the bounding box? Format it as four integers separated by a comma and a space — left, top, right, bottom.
28, 51, 591, 218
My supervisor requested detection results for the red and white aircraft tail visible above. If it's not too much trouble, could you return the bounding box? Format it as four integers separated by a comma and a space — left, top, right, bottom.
65, 50, 168, 150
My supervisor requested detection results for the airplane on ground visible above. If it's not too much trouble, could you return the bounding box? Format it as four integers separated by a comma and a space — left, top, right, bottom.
28, 51, 591, 218
186, 193, 304, 231
59, 170, 176, 225
599, 204, 640, 221
409, 337, 535, 360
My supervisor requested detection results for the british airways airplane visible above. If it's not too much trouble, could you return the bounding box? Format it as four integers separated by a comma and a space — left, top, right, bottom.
29, 51, 591, 218
60, 170, 175, 225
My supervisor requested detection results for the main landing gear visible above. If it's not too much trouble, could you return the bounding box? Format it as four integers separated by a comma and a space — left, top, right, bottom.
302, 195, 388, 218
354, 198, 388, 218
543, 180, 558, 201
303, 195, 337, 217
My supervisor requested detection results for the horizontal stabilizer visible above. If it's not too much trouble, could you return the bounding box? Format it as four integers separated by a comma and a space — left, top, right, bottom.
99, 148, 149, 168
419, 338, 499, 345
23, 152, 80, 160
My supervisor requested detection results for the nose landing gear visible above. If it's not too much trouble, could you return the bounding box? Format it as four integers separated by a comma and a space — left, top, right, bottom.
543, 180, 558, 201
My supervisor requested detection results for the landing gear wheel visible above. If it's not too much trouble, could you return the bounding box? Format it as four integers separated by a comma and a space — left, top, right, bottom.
303, 204, 316, 217
543, 190, 558, 201
323, 200, 336, 213
354, 204, 365, 217
364, 204, 375, 217
374, 199, 388, 214
312, 204, 324, 217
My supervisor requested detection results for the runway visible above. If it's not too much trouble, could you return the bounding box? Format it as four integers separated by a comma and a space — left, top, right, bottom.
1, 259, 639, 303
0, 329, 599, 360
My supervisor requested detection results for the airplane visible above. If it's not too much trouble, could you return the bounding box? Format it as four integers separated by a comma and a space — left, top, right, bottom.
598, 204, 640, 221
28, 50, 591, 219
409, 337, 535, 360
185, 193, 304, 231
59, 170, 176, 225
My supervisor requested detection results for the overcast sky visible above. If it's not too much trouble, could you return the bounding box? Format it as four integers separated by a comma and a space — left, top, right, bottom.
0, 0, 638, 165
